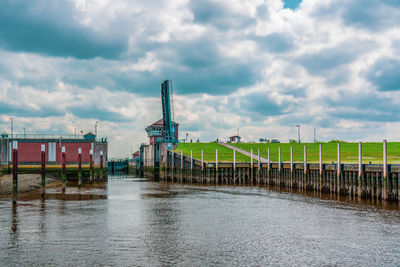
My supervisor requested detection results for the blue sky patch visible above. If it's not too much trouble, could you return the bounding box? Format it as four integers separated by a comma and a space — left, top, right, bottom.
283, 0, 302, 10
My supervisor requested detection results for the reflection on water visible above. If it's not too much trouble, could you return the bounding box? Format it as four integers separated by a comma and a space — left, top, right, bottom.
1, 173, 400, 266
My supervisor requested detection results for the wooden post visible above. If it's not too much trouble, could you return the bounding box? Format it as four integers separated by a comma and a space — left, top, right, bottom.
304, 145, 307, 190
290, 146, 293, 188
180, 151, 183, 182
62, 146, 66, 193
383, 140, 388, 200
12, 141, 18, 205
41, 144, 46, 198
201, 149, 204, 184
250, 149, 253, 184
319, 144, 322, 192
358, 142, 362, 197
89, 149, 94, 183
78, 148, 82, 187
171, 151, 174, 181
278, 147, 281, 186
216, 149, 218, 185
267, 148, 271, 185
100, 151, 103, 180
337, 143, 341, 195
190, 150, 193, 183
257, 149, 261, 184
233, 149, 236, 185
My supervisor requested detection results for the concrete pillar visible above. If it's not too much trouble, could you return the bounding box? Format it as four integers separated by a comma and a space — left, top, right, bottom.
41, 144, 46, 198
383, 140, 388, 200
337, 143, 341, 195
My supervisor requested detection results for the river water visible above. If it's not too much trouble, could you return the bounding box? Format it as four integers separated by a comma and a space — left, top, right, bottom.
1, 173, 400, 266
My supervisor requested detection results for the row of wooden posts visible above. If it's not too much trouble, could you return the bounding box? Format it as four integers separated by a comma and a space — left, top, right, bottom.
157, 140, 400, 201
10, 141, 104, 204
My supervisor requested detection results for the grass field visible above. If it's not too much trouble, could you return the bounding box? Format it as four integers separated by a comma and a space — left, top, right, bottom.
173, 143, 251, 162
175, 142, 400, 164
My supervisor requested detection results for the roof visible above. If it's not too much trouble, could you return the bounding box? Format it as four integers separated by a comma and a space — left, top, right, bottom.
228, 135, 241, 138
146, 119, 179, 128
84, 132, 96, 136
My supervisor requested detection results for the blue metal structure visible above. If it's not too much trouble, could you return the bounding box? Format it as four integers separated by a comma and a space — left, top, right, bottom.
161, 80, 178, 144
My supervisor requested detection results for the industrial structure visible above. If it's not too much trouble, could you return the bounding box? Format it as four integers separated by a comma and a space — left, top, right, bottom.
140, 80, 179, 175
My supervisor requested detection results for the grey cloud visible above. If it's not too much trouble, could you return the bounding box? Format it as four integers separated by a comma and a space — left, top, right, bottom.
366, 58, 400, 91
257, 33, 295, 54
0, 0, 128, 59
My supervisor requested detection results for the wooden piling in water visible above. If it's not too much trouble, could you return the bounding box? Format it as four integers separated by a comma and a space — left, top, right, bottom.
290, 146, 293, 188
278, 147, 281, 186
319, 144, 322, 192
190, 150, 193, 183
89, 149, 94, 183
41, 144, 46, 198
216, 149, 218, 185
267, 148, 271, 185
180, 151, 183, 182
304, 145, 307, 191
257, 149, 261, 185
358, 142, 362, 197
250, 149, 253, 185
383, 140, 388, 200
337, 143, 341, 195
62, 146, 66, 193
78, 148, 82, 187
100, 151, 103, 180
12, 141, 18, 205
233, 149, 236, 185
201, 149, 204, 184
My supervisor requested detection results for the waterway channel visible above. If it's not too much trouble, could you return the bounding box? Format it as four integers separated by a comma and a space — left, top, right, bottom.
1, 173, 400, 266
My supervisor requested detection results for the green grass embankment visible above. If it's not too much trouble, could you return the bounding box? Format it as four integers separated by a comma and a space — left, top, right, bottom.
174, 143, 252, 162
230, 142, 400, 164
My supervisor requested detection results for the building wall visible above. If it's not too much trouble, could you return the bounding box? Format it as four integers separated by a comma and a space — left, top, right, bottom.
0, 139, 107, 165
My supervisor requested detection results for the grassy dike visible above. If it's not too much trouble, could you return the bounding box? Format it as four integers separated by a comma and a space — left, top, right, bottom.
174, 142, 400, 164
173, 142, 252, 162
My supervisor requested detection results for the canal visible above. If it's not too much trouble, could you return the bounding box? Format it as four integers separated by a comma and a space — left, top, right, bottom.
1, 173, 400, 266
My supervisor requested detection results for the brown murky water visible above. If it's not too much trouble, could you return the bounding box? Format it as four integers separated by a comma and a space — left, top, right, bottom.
1, 173, 400, 266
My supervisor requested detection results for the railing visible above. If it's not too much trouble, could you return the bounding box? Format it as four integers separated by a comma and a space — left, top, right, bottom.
3, 134, 106, 141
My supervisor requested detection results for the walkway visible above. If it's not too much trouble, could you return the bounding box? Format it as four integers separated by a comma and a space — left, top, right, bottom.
219, 143, 268, 163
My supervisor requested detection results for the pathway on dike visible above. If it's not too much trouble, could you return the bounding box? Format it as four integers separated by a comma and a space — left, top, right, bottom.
219, 142, 268, 163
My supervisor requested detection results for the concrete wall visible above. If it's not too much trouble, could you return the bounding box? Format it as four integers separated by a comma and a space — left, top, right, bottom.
0, 139, 8, 164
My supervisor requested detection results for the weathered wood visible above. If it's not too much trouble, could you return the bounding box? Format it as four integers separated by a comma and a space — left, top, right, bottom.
78, 148, 82, 187
12, 141, 18, 204
383, 140, 388, 200
337, 143, 341, 195
62, 146, 66, 193
41, 144, 46, 198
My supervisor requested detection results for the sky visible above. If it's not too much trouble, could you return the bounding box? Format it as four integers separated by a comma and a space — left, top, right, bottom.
1, 0, 400, 158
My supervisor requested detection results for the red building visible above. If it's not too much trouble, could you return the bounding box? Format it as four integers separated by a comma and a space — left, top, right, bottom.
145, 119, 179, 145
0, 133, 107, 166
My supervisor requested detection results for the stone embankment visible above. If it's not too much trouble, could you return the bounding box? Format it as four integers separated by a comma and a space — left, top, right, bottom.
0, 174, 58, 195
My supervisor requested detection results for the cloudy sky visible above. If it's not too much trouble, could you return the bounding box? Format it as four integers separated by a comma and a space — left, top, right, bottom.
1, 0, 400, 157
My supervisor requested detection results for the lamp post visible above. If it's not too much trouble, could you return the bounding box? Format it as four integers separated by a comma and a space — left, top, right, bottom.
9, 117, 13, 140
296, 125, 301, 162
95, 121, 98, 137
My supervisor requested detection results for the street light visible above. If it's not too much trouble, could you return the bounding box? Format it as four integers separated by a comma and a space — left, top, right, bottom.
95, 121, 99, 137
9, 117, 13, 140
296, 125, 301, 162
186, 133, 189, 143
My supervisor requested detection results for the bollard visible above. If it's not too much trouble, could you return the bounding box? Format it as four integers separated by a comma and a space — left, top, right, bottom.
100, 151, 103, 180
216, 149, 218, 185
89, 149, 94, 183
12, 141, 18, 205
358, 142, 362, 197
41, 144, 46, 198
62, 146, 66, 193
383, 140, 388, 200
337, 143, 341, 195
78, 148, 82, 187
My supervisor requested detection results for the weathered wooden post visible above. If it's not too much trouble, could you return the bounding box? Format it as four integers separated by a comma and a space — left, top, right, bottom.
267, 148, 271, 185
180, 151, 183, 182
201, 149, 204, 184
304, 145, 307, 190
216, 149, 218, 185
100, 151, 104, 180
278, 147, 281, 186
41, 144, 46, 198
257, 149, 261, 184
78, 148, 82, 187
383, 140, 388, 200
337, 143, 341, 195
12, 141, 18, 204
233, 149, 236, 185
319, 144, 322, 193
89, 149, 94, 183
358, 142, 362, 198
190, 150, 193, 183
290, 146, 293, 188
250, 149, 253, 185
62, 146, 66, 193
